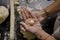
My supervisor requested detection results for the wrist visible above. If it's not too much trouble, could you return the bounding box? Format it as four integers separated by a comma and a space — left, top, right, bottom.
40, 10, 47, 17
35, 29, 51, 40
38, 10, 48, 22
40, 9, 49, 18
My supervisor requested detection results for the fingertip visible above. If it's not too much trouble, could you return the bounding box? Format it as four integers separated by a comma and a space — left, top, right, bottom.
20, 22, 26, 26
20, 25, 26, 31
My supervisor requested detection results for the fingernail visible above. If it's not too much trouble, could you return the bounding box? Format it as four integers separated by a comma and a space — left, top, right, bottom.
21, 27, 26, 31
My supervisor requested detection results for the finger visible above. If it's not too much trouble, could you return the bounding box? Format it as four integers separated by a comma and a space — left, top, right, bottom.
20, 22, 30, 30
24, 8, 37, 18
20, 25, 26, 31
23, 7, 30, 18
21, 7, 38, 20
23, 7, 36, 18
30, 13, 37, 18
21, 9, 27, 21
22, 7, 32, 18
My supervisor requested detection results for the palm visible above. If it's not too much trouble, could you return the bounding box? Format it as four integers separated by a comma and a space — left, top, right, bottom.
20, 7, 42, 33
24, 18, 42, 33
25, 18, 39, 26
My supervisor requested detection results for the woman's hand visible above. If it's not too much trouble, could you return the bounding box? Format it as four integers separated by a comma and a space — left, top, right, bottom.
34, 10, 47, 22
20, 7, 56, 40
19, 7, 47, 23
20, 7, 42, 34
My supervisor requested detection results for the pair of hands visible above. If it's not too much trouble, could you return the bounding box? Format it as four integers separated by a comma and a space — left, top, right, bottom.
20, 7, 45, 34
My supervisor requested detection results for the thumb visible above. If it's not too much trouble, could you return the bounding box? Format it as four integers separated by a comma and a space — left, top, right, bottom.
20, 22, 29, 30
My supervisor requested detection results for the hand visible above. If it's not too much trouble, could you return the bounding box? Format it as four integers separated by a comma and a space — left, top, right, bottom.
20, 7, 47, 23
34, 10, 47, 23
20, 7, 42, 34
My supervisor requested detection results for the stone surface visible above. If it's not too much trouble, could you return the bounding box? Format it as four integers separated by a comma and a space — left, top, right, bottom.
0, 6, 9, 24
